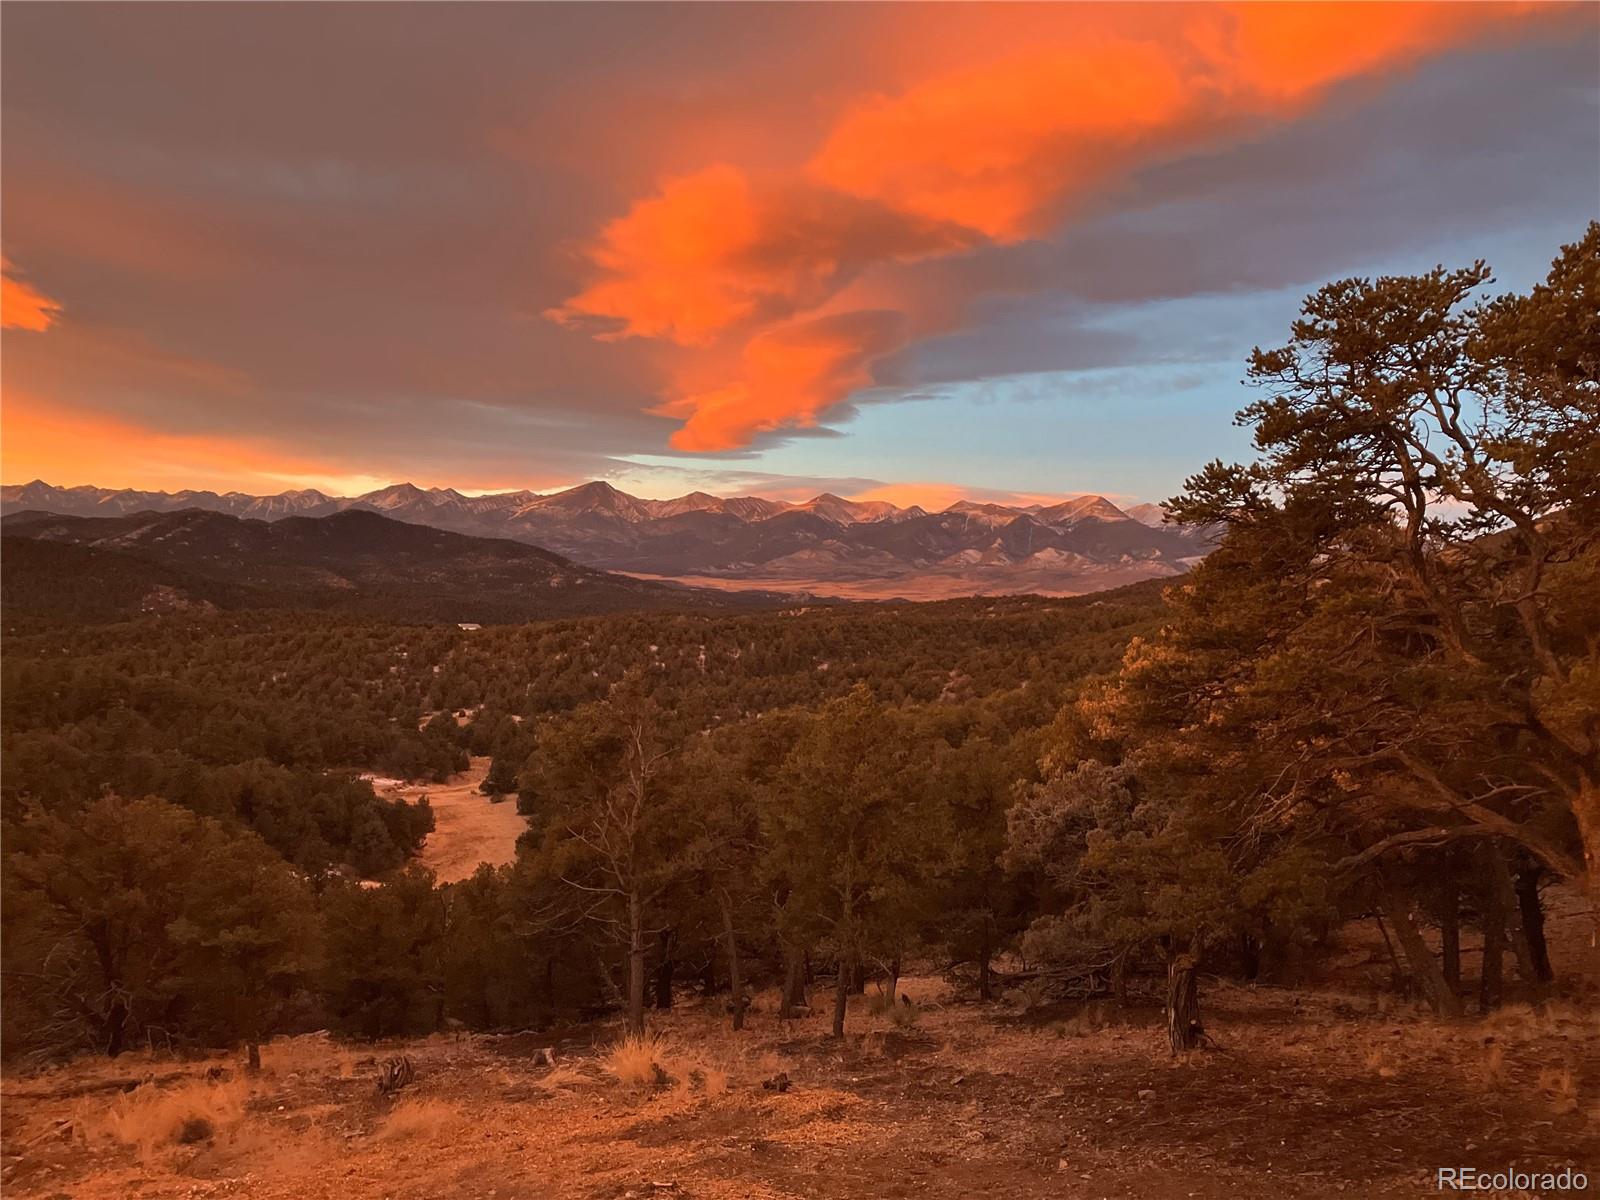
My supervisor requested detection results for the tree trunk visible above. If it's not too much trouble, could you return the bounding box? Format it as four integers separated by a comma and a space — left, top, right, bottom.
977, 917, 994, 1002
246, 1041, 262, 1074
1439, 880, 1461, 993
1238, 931, 1262, 981
719, 896, 745, 1031
626, 893, 646, 1037
653, 928, 674, 1010
780, 946, 806, 1019
1479, 868, 1507, 1013
1481, 845, 1539, 989
1111, 947, 1129, 1006
851, 960, 866, 994
104, 999, 128, 1058
1515, 869, 1555, 983
1378, 879, 1462, 1016
1165, 951, 1201, 1054
832, 956, 851, 1038
1373, 914, 1405, 991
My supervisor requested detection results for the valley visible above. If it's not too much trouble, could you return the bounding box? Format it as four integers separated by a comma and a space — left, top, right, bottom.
622, 558, 1190, 602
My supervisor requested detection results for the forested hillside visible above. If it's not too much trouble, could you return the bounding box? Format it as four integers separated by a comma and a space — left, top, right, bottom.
0, 582, 1166, 1055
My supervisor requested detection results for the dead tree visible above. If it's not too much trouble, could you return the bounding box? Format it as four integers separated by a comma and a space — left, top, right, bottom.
563, 717, 670, 1038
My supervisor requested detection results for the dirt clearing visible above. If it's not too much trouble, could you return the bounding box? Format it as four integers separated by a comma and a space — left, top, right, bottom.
373, 756, 528, 884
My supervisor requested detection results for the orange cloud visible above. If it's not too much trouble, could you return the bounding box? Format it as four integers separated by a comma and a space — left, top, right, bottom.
2, 391, 586, 497
2, 392, 352, 494
548, 165, 969, 345
555, 3, 1540, 449
1, 257, 63, 332
813, 5, 1529, 240
812, 40, 1198, 240
657, 310, 906, 451
1206, 3, 1522, 103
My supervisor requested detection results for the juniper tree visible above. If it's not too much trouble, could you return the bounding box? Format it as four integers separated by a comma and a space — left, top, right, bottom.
762, 686, 952, 1036
676, 712, 805, 1028
3, 796, 317, 1060
167, 830, 319, 1071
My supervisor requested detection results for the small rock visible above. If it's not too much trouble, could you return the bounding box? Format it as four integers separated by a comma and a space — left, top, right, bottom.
1137, 1088, 1156, 1101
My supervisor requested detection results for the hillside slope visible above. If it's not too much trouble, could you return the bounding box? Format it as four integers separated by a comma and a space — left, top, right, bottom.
1, 508, 791, 623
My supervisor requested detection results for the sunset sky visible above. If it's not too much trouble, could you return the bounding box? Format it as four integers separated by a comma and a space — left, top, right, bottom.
2, 3, 1596, 508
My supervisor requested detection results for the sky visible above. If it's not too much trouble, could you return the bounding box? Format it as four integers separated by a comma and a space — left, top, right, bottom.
2, 2, 1596, 509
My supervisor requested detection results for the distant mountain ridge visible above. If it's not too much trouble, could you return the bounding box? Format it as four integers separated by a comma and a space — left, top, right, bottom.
1, 479, 1211, 599
0, 507, 789, 623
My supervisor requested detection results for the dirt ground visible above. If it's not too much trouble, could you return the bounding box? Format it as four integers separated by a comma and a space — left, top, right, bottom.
374, 756, 528, 885
4, 949, 1596, 1200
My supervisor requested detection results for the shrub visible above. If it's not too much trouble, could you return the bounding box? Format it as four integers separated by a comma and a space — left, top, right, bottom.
95, 1077, 248, 1160
886, 1000, 920, 1029
605, 1032, 672, 1088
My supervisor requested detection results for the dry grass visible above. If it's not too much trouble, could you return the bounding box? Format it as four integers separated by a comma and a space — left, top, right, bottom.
1478, 1042, 1507, 1090
6, 947, 1598, 1200
1537, 1066, 1579, 1114
377, 1098, 465, 1141
1481, 1000, 1600, 1044
537, 1064, 588, 1091
1362, 1047, 1399, 1078
671, 1059, 731, 1099
601, 1027, 746, 1099
89, 1076, 250, 1160
1006, 978, 1051, 1013
247, 1032, 357, 1080
867, 991, 921, 1029
604, 1032, 673, 1088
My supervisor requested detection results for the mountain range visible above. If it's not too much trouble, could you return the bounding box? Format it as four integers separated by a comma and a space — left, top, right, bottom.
0, 508, 785, 624
1, 480, 1211, 600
